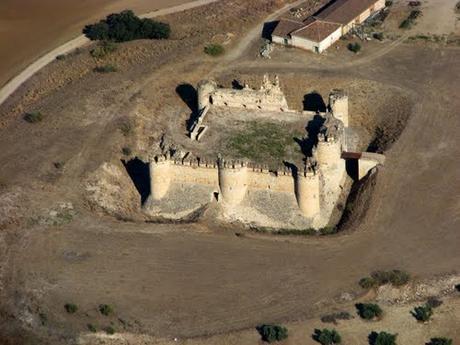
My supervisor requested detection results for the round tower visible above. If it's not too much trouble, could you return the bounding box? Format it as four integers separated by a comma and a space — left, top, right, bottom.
149, 156, 171, 200
316, 136, 342, 168
295, 171, 320, 218
197, 80, 217, 111
218, 160, 248, 206
329, 90, 349, 127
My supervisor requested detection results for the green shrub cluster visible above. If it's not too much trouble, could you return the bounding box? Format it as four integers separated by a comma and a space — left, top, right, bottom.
359, 270, 410, 289
411, 304, 433, 322
428, 337, 453, 345
94, 64, 118, 73
356, 303, 383, 320
347, 42, 361, 53
256, 324, 288, 343
204, 43, 225, 56
64, 303, 78, 314
369, 331, 397, 345
320, 311, 352, 324
23, 112, 43, 123
400, 9, 422, 29
99, 304, 113, 316
313, 328, 342, 345
90, 40, 117, 58
104, 326, 115, 334
83, 10, 170, 42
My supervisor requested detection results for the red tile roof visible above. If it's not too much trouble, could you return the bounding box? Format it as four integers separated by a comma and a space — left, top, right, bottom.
316, 0, 380, 25
272, 18, 305, 38
292, 20, 341, 42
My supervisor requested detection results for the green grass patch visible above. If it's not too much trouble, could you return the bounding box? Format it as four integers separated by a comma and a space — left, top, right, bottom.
223, 122, 303, 164
90, 40, 117, 58
204, 43, 225, 56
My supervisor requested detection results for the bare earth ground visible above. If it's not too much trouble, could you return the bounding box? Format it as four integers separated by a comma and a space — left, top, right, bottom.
0, 0, 459, 344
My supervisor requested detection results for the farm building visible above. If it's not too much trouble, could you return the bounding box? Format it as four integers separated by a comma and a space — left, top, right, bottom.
271, 0, 386, 53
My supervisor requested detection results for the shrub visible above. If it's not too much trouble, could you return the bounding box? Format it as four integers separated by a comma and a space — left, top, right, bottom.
356, 303, 383, 320
204, 43, 225, 56
347, 42, 361, 53
104, 326, 115, 335
83, 10, 170, 42
426, 297, 443, 309
90, 40, 117, 58
99, 304, 113, 316
87, 323, 97, 332
94, 64, 117, 73
64, 303, 78, 314
369, 331, 397, 345
56, 54, 66, 61
428, 337, 453, 345
411, 304, 433, 322
256, 324, 288, 343
122, 147, 132, 155
23, 112, 43, 123
313, 328, 342, 345
373, 32, 384, 40
321, 311, 352, 324
385, 0, 393, 6
360, 270, 410, 289
400, 19, 412, 29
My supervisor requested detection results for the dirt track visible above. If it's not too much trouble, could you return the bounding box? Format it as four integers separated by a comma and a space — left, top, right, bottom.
0, 0, 459, 343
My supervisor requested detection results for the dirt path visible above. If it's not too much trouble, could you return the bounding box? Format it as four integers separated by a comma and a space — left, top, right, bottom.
0, 0, 220, 107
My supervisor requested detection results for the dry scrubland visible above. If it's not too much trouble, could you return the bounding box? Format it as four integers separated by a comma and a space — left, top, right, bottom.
0, 0, 460, 344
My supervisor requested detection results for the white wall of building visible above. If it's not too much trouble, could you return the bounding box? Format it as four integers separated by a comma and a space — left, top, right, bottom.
318, 26, 342, 52
291, 26, 342, 53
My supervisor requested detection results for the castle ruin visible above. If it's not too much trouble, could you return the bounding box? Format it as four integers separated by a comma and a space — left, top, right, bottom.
144, 75, 384, 229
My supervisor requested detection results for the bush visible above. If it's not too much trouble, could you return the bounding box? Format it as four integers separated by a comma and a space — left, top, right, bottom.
83, 10, 170, 42
428, 337, 453, 345
104, 326, 115, 335
87, 323, 97, 332
99, 304, 113, 316
56, 54, 66, 61
385, 0, 393, 6
94, 64, 117, 73
411, 304, 433, 322
356, 303, 383, 320
313, 328, 342, 345
321, 311, 352, 324
369, 331, 397, 345
373, 32, 384, 41
64, 303, 78, 314
90, 40, 117, 58
347, 42, 361, 53
23, 112, 43, 123
359, 270, 410, 289
426, 297, 443, 309
122, 147, 132, 155
204, 43, 225, 56
256, 324, 288, 343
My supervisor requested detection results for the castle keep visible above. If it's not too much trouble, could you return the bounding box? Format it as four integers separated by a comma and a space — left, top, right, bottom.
144, 76, 384, 229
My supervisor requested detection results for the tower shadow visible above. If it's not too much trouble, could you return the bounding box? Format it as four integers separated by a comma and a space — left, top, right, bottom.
122, 158, 151, 204
303, 92, 327, 112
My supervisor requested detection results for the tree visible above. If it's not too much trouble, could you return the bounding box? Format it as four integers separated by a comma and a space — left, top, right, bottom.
256, 324, 288, 343
356, 303, 383, 320
369, 331, 397, 345
313, 328, 342, 345
428, 337, 453, 345
411, 304, 433, 322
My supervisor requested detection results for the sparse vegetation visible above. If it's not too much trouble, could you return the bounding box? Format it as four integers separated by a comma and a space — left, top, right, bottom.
347, 42, 361, 53
428, 337, 453, 345
359, 270, 410, 289
64, 303, 78, 314
204, 43, 225, 56
411, 304, 433, 322
256, 324, 288, 343
321, 311, 352, 324
369, 331, 397, 345
23, 111, 43, 123
250, 226, 338, 237
99, 304, 113, 316
122, 147, 132, 155
400, 9, 422, 29
56, 54, 66, 61
312, 328, 342, 345
356, 303, 383, 320
83, 10, 170, 42
385, 0, 393, 6
373, 32, 384, 41
94, 64, 117, 73
104, 326, 115, 335
87, 323, 97, 333
90, 40, 117, 58
119, 119, 133, 136
53, 161, 64, 170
